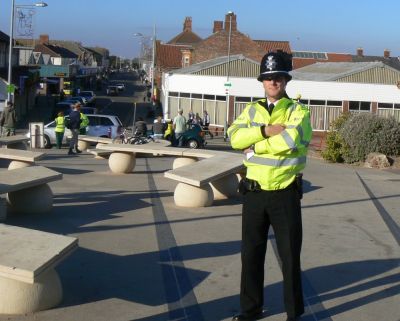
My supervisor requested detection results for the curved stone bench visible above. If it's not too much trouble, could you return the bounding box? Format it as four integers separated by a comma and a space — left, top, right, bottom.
98, 141, 244, 207
76, 135, 114, 151
0, 166, 62, 215
0, 149, 45, 170
0, 224, 78, 314
0, 135, 29, 150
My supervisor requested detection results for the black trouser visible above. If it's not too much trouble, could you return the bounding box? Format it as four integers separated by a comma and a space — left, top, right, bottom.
240, 183, 304, 318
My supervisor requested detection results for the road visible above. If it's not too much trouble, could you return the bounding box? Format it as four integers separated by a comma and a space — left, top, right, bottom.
96, 71, 157, 131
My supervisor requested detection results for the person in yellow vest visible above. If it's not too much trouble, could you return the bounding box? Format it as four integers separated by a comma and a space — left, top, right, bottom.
78, 104, 89, 135
228, 51, 312, 321
55, 111, 65, 149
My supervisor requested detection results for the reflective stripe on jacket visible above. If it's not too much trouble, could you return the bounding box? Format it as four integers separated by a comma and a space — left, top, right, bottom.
55, 116, 65, 133
228, 97, 312, 190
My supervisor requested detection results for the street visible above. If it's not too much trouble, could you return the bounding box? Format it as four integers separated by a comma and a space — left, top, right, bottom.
98, 71, 157, 131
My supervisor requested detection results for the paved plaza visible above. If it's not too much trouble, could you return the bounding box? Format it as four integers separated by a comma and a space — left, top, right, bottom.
0, 143, 399, 321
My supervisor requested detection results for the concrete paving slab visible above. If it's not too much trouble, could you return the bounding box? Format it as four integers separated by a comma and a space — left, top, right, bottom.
0, 149, 398, 321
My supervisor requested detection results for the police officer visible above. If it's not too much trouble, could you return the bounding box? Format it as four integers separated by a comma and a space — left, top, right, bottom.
55, 111, 65, 149
228, 51, 312, 321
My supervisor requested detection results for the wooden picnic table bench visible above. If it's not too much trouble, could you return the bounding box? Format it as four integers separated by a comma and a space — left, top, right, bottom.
0, 224, 78, 314
0, 148, 45, 169
0, 135, 29, 150
0, 165, 62, 215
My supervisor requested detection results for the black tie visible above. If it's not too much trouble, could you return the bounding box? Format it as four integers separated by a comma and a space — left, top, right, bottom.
267, 103, 274, 115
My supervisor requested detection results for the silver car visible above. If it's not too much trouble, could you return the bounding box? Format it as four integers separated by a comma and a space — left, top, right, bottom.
27, 114, 123, 148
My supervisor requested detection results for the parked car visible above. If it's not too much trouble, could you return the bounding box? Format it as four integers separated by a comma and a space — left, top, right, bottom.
106, 86, 118, 96
78, 91, 96, 105
69, 96, 88, 105
26, 114, 123, 148
115, 83, 125, 91
80, 106, 98, 114
164, 123, 205, 149
53, 102, 74, 118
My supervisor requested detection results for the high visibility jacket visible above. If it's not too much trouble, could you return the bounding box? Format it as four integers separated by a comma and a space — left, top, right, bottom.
80, 113, 89, 129
55, 116, 65, 133
228, 97, 312, 190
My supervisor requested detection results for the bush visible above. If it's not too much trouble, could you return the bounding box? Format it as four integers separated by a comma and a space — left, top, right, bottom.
321, 112, 351, 162
339, 113, 400, 163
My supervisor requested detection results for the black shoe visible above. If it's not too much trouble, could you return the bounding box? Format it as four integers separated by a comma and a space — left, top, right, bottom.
232, 311, 263, 321
68, 149, 75, 155
75, 148, 82, 153
286, 316, 301, 321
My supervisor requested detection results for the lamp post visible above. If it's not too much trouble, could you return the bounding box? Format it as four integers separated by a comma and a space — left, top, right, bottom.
134, 27, 156, 104
133, 32, 144, 70
224, 11, 233, 141
150, 24, 156, 105
7, 0, 48, 102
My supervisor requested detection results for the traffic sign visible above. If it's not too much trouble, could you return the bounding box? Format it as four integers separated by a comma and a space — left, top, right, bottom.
224, 82, 232, 87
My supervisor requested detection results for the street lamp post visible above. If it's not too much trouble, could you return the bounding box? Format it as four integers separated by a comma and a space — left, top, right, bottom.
7, 0, 48, 102
224, 11, 233, 141
134, 27, 156, 104
7, 0, 16, 102
150, 24, 156, 105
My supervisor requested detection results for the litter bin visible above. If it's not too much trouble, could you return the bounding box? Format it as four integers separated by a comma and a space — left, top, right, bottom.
29, 122, 44, 148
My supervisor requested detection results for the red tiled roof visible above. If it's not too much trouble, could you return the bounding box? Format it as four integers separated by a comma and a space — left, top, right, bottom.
254, 40, 292, 54
168, 30, 202, 45
156, 42, 190, 70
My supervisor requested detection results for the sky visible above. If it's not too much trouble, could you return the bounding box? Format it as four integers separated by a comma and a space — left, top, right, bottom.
1, 0, 400, 59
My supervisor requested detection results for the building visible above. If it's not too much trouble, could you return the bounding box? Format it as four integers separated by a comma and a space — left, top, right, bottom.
162, 59, 400, 135
0, 30, 40, 116
154, 13, 291, 101
292, 51, 352, 69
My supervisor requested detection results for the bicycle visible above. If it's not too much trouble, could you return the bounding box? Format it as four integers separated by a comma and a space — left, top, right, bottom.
112, 128, 133, 144
112, 128, 155, 145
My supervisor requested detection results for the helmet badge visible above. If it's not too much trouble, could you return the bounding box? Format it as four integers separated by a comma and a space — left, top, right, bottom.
266, 55, 277, 71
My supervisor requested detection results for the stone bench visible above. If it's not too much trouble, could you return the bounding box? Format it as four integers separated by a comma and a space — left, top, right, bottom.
0, 135, 30, 150
87, 148, 112, 159
98, 142, 245, 207
0, 148, 45, 169
0, 224, 78, 314
0, 166, 62, 215
76, 135, 113, 151
164, 151, 244, 207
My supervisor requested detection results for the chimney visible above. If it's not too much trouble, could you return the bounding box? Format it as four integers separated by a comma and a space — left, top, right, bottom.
384, 49, 390, 58
183, 17, 192, 32
224, 12, 237, 32
39, 34, 49, 45
213, 21, 223, 33
181, 48, 192, 67
356, 47, 363, 57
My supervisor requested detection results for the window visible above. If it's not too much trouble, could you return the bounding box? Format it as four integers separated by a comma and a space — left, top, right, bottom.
169, 92, 179, 97
349, 101, 371, 111
395, 104, 400, 109
326, 101, 342, 106
191, 93, 202, 99
309, 100, 326, 105
216, 95, 226, 101
236, 97, 252, 102
360, 101, 371, 111
99, 117, 114, 126
180, 92, 190, 98
378, 103, 393, 109
204, 94, 215, 100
